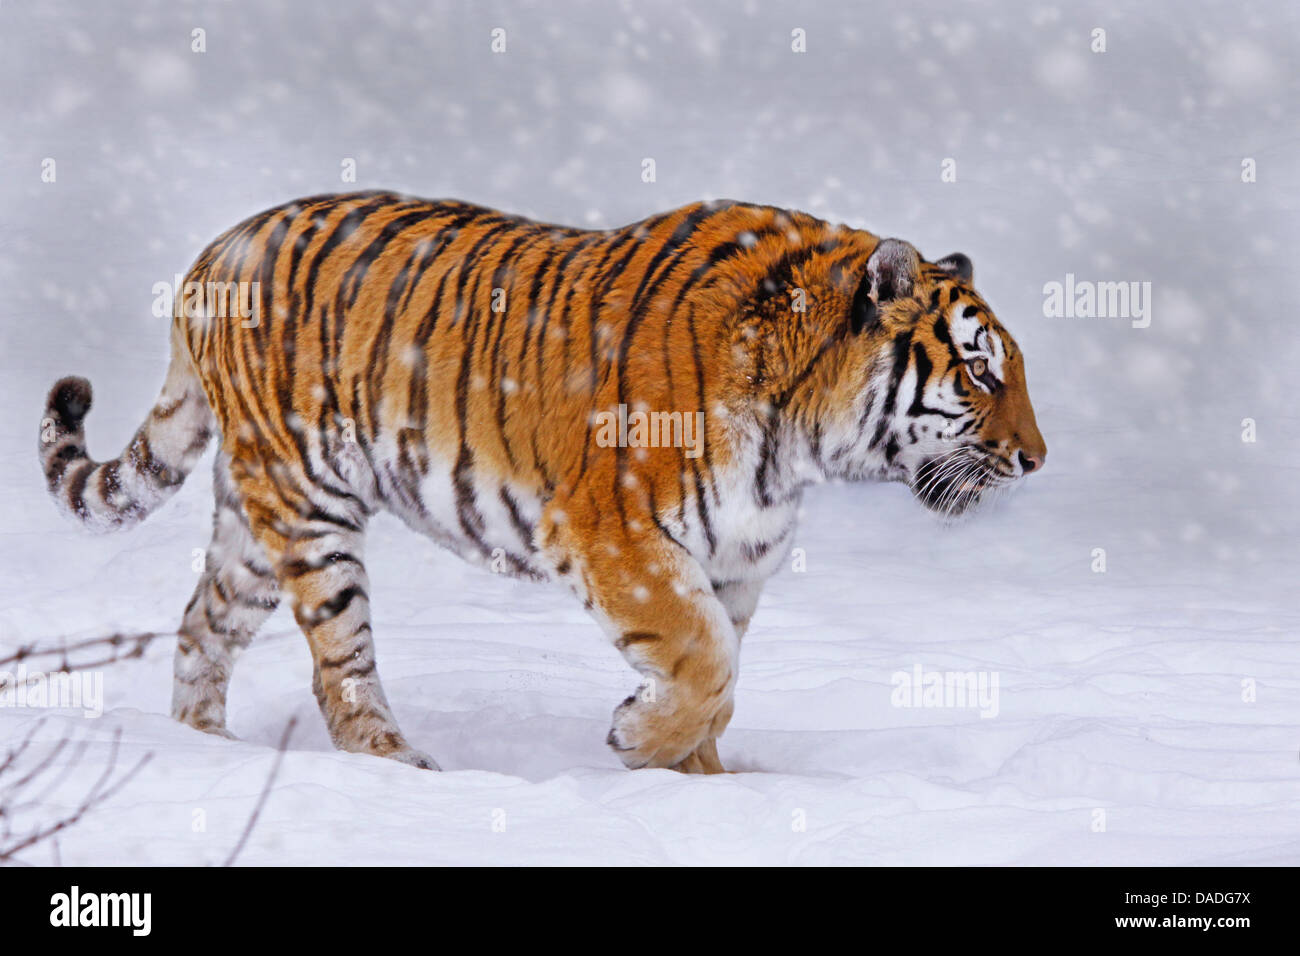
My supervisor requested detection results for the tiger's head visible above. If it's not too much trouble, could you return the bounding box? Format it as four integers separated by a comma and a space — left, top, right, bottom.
808, 236, 1046, 517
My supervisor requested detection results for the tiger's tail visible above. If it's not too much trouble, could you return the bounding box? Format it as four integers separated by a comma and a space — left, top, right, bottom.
38, 326, 215, 533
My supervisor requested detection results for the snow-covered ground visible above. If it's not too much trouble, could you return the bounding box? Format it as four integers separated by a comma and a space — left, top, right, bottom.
2, 0, 1298, 865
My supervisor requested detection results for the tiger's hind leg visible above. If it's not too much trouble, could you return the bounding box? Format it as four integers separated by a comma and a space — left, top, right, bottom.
172, 451, 280, 736
229, 452, 438, 770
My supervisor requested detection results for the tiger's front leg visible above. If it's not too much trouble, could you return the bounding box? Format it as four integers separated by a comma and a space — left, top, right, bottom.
665, 576, 766, 772
543, 496, 740, 772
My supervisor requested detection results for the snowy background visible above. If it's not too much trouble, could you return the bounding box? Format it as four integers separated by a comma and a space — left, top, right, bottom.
2, 0, 1298, 864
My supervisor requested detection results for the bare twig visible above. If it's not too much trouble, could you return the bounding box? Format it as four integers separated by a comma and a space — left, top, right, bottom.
0, 726, 152, 864
0, 627, 294, 684
0, 631, 162, 684
1, 630, 298, 866
0, 718, 45, 778
222, 716, 298, 867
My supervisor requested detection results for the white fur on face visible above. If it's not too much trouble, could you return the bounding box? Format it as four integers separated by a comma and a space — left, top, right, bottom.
947, 306, 1006, 383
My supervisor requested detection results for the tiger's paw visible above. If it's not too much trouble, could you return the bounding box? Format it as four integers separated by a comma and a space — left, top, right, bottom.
606, 691, 726, 771
172, 699, 235, 739
669, 737, 728, 774
181, 720, 237, 742
385, 746, 442, 771
331, 722, 442, 770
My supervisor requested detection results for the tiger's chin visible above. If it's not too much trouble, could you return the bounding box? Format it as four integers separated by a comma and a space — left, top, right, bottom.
908, 452, 1010, 520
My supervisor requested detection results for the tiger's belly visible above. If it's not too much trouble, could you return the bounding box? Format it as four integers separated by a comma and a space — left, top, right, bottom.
702, 488, 801, 585
640, 463, 801, 589
367, 438, 551, 581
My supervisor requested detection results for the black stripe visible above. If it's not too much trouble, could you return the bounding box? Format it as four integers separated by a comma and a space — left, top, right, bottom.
754, 415, 779, 509
282, 551, 362, 578
691, 465, 717, 556
685, 305, 721, 507
65, 461, 94, 518
480, 231, 540, 360
907, 343, 962, 419
517, 246, 559, 366
45, 443, 84, 486
499, 486, 535, 550
405, 266, 456, 448
870, 331, 913, 449
573, 234, 643, 487
487, 229, 552, 472
307, 585, 367, 625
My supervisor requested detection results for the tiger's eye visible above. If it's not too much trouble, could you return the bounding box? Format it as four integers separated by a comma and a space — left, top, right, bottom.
970, 358, 987, 377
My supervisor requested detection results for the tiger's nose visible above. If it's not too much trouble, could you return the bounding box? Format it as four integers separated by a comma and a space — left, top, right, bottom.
1018, 450, 1044, 474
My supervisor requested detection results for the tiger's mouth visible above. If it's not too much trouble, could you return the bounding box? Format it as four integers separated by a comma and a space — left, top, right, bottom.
909, 450, 1007, 517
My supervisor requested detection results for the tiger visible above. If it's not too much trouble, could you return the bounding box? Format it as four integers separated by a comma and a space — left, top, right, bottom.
38, 191, 1046, 773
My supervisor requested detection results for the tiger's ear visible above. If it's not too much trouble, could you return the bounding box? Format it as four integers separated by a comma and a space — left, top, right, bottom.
850, 238, 921, 334
934, 252, 973, 282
